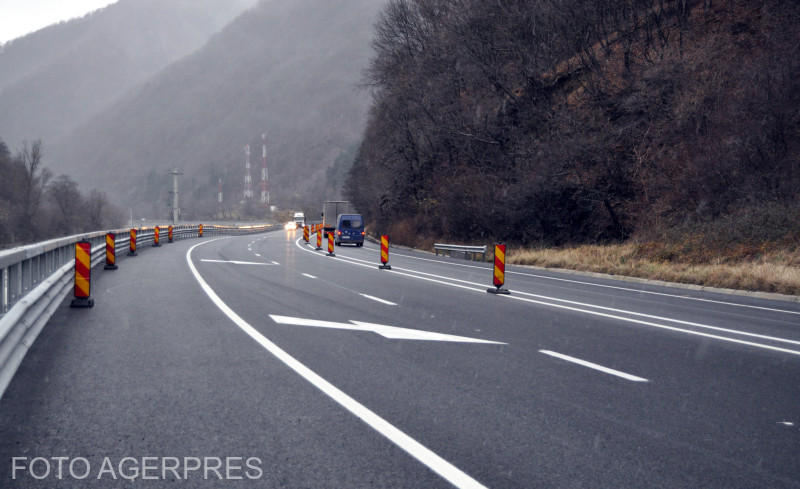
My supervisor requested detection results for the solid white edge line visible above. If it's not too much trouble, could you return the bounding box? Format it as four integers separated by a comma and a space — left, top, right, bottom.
539, 350, 648, 382
359, 293, 398, 306
295, 238, 800, 357
331, 249, 800, 347
369, 245, 800, 316
187, 239, 488, 489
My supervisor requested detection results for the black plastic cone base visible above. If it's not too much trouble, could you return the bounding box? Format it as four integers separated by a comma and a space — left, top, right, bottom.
128, 251, 137, 256
70, 297, 94, 308
327, 252, 336, 257
153, 243, 161, 247
315, 246, 322, 250
379, 264, 392, 270
487, 287, 510, 295
104, 264, 118, 270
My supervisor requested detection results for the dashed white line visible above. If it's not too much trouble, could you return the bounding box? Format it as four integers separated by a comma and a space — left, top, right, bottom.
539, 350, 649, 382
187, 240, 488, 489
294, 238, 800, 357
271, 261, 280, 265
359, 293, 398, 306
201, 259, 275, 266
255, 253, 262, 257
302, 273, 317, 279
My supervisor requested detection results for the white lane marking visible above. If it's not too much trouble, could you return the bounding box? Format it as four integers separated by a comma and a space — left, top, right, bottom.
272, 261, 280, 265
359, 293, 398, 306
271, 315, 504, 344
373, 247, 800, 316
778, 421, 795, 426
332, 250, 800, 347
539, 350, 649, 382
187, 241, 489, 489
295, 238, 800, 357
302, 273, 317, 279
201, 259, 275, 266
255, 253, 262, 257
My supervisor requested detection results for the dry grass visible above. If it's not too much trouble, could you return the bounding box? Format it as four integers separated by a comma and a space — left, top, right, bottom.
507, 242, 800, 296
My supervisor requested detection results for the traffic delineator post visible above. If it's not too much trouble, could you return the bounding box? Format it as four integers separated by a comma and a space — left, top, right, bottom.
487, 243, 510, 294
153, 226, 161, 247
128, 228, 138, 256
303, 225, 310, 243
70, 241, 94, 308
315, 230, 323, 250
327, 232, 335, 257
168, 225, 174, 243
198, 224, 204, 237
378, 235, 391, 270
104, 232, 118, 270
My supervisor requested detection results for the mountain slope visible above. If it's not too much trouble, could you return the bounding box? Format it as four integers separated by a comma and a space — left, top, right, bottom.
53, 0, 383, 217
0, 0, 257, 148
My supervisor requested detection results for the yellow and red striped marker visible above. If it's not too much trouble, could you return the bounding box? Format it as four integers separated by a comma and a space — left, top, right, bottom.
487, 243, 510, 294
327, 232, 335, 256
198, 224, 204, 237
104, 232, 118, 270
315, 229, 322, 250
70, 241, 94, 307
153, 226, 161, 247
128, 228, 138, 256
303, 225, 310, 243
378, 235, 391, 270
168, 225, 174, 243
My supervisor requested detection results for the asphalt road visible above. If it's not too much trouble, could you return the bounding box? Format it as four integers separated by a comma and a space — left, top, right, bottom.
1, 229, 799, 488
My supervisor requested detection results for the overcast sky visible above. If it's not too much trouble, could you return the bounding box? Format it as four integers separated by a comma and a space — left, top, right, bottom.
0, 0, 117, 44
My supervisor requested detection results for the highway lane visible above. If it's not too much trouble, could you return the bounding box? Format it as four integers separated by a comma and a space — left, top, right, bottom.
197, 231, 800, 487
1, 229, 799, 488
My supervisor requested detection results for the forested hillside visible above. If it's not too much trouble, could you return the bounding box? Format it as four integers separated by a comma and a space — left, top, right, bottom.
0, 0, 256, 149
52, 0, 383, 219
348, 0, 800, 250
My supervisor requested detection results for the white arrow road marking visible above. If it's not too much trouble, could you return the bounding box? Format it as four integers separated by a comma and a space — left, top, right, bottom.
270, 315, 505, 344
539, 350, 648, 382
200, 259, 276, 266
187, 240, 490, 489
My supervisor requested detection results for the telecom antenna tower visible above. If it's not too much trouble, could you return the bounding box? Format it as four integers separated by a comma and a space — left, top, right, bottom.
261, 133, 269, 207
243, 144, 253, 200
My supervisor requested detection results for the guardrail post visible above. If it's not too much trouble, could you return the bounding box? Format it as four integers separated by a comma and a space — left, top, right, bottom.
1, 266, 7, 314
378, 235, 392, 270
128, 228, 138, 256
487, 243, 510, 295
104, 232, 118, 270
70, 241, 94, 308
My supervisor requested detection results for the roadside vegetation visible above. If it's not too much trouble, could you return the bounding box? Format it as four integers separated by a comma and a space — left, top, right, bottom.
0, 139, 122, 248
348, 0, 800, 295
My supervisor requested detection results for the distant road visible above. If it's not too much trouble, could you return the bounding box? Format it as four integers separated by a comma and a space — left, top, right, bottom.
1, 229, 799, 488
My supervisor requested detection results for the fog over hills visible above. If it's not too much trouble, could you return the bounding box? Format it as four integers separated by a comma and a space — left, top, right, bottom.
50, 0, 383, 218
0, 0, 257, 149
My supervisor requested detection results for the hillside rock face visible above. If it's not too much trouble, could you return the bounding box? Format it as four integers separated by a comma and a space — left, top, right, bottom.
51, 0, 383, 217
0, 0, 257, 148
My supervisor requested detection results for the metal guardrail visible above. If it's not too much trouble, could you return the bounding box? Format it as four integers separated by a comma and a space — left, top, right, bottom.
433, 243, 487, 261
0, 223, 276, 398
